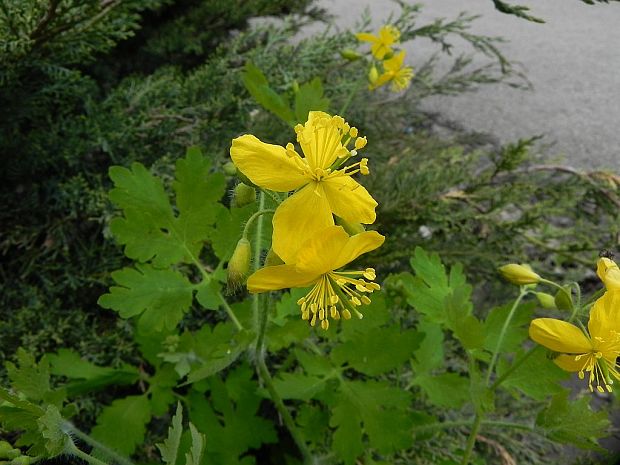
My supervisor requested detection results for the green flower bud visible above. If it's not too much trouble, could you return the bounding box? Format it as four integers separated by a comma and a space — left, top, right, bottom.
0, 442, 19, 460
228, 238, 252, 287
498, 264, 541, 285
335, 216, 365, 235
223, 161, 237, 176
292, 80, 300, 93
554, 286, 573, 311
232, 183, 256, 208
340, 48, 362, 61
535, 292, 556, 309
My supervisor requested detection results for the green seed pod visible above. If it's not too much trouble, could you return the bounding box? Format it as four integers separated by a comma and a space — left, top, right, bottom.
232, 183, 256, 208
228, 238, 252, 287
554, 286, 573, 311
535, 292, 557, 309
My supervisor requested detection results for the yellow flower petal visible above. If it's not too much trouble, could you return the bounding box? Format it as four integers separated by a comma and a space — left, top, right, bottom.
554, 354, 589, 372
529, 318, 592, 353
247, 264, 318, 293
355, 32, 377, 43
272, 182, 333, 264
294, 226, 350, 275
331, 231, 385, 271
322, 175, 377, 225
383, 50, 406, 72
589, 291, 620, 338
597, 257, 620, 291
230, 134, 309, 191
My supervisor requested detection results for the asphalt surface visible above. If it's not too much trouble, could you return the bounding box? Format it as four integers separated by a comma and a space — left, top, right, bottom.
315, 0, 620, 170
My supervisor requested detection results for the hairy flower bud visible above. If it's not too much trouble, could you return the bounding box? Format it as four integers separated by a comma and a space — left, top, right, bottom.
232, 183, 256, 208
228, 238, 251, 287
498, 264, 541, 285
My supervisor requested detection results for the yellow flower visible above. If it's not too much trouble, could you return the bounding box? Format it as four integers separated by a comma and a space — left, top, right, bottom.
529, 291, 620, 392
597, 257, 620, 291
247, 226, 384, 330
355, 25, 401, 60
498, 264, 541, 285
230, 112, 377, 263
369, 51, 414, 92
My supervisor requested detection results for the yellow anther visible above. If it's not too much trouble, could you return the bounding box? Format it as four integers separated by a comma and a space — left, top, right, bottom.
363, 268, 376, 280
302, 309, 310, 320
597, 385, 605, 393
355, 136, 367, 150
351, 297, 361, 306
336, 146, 349, 158
321, 319, 329, 330
349, 127, 358, 138
343, 123, 350, 133
355, 284, 367, 292
297, 297, 306, 305
360, 158, 370, 175
330, 306, 338, 318
310, 313, 317, 326
310, 302, 318, 313
319, 308, 325, 321
330, 295, 339, 304
361, 296, 371, 305
342, 309, 352, 320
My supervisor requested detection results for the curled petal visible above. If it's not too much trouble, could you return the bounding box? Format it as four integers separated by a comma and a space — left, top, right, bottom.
230, 135, 308, 191
529, 318, 592, 354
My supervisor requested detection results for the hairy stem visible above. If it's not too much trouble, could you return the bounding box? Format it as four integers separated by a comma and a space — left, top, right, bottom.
460, 413, 483, 465
243, 208, 275, 238
64, 423, 136, 465
65, 438, 110, 465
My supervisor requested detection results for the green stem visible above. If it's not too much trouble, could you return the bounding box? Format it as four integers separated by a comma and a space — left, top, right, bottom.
460, 413, 483, 465
217, 291, 244, 331
412, 419, 535, 435
66, 439, 110, 465
485, 288, 529, 386
490, 346, 540, 391
242, 208, 275, 239
64, 423, 136, 465
256, 357, 312, 463
252, 193, 266, 336
339, 78, 365, 115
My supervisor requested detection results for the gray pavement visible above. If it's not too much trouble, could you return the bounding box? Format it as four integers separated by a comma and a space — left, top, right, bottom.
316, 0, 620, 170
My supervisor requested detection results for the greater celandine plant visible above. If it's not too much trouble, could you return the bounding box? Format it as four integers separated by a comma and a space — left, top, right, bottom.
0, 18, 617, 465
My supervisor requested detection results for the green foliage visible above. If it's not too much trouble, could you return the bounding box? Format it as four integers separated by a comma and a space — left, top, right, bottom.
90, 395, 152, 456
536, 392, 610, 450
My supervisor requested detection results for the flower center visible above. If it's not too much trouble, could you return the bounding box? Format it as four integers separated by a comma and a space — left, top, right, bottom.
296, 268, 380, 330
576, 332, 620, 392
